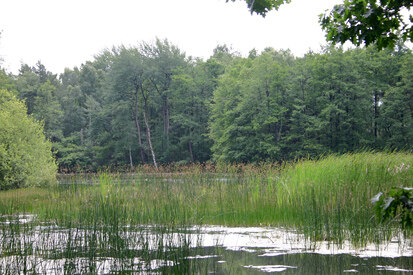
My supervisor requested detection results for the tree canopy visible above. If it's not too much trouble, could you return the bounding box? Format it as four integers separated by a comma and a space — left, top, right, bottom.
320, 0, 413, 50
0, 40, 411, 171
227, 0, 291, 16
230, 0, 413, 49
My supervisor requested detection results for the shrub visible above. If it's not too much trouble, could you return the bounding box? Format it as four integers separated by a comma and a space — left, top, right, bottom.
372, 186, 413, 231
0, 90, 57, 190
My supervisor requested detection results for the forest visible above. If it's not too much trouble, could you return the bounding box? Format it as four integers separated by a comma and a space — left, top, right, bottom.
1, 39, 412, 171
1, 39, 413, 274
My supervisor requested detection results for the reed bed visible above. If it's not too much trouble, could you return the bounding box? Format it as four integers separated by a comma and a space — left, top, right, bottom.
0, 152, 412, 260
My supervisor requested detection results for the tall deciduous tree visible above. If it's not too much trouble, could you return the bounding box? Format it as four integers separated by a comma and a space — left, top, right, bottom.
108, 46, 158, 168
16, 63, 63, 143
140, 39, 187, 155
380, 55, 413, 148
209, 49, 294, 162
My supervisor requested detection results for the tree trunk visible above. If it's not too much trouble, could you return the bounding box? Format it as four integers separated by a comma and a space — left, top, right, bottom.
80, 128, 84, 146
165, 96, 170, 143
277, 120, 283, 142
128, 146, 134, 170
161, 95, 170, 151
151, 80, 170, 151
373, 90, 379, 138
188, 130, 194, 162
141, 88, 158, 170
134, 90, 146, 164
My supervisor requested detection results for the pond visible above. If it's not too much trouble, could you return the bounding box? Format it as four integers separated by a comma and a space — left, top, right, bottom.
1, 215, 412, 274
2, 160, 413, 274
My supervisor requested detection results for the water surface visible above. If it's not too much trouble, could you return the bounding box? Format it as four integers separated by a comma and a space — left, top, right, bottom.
1, 216, 412, 274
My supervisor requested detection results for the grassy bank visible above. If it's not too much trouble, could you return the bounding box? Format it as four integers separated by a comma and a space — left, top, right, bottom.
0, 152, 412, 246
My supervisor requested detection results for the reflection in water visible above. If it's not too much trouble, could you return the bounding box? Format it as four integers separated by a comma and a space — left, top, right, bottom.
1, 218, 412, 274
211, 249, 413, 274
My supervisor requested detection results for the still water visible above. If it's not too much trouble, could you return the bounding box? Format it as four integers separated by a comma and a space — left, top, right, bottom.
1, 216, 412, 274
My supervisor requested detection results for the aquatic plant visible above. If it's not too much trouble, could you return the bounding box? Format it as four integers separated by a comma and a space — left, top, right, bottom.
0, 152, 411, 245
372, 186, 413, 231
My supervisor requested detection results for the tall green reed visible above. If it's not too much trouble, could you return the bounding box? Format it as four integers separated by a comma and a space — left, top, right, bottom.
1, 152, 411, 246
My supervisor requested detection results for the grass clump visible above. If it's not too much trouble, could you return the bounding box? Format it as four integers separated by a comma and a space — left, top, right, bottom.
274, 152, 412, 245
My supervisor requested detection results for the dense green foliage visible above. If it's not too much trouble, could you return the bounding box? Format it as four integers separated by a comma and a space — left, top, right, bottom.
231, 0, 413, 50
373, 186, 413, 230
320, 0, 413, 50
227, 0, 291, 16
0, 90, 57, 189
0, 40, 412, 170
210, 46, 412, 162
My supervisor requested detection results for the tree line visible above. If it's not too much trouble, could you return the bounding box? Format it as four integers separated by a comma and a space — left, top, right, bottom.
0, 39, 412, 171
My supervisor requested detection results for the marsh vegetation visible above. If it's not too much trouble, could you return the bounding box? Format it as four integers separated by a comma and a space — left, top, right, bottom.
0, 153, 412, 273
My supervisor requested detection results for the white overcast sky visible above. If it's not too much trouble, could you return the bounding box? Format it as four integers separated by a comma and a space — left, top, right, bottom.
0, 0, 343, 74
